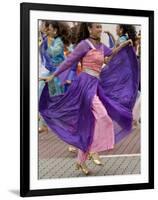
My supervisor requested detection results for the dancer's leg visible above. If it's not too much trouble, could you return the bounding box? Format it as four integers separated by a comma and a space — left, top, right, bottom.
132, 91, 141, 127
76, 95, 114, 164
89, 95, 114, 152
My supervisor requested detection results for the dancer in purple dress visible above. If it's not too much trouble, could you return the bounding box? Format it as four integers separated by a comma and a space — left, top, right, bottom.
39, 21, 71, 133
39, 23, 139, 175
104, 24, 141, 128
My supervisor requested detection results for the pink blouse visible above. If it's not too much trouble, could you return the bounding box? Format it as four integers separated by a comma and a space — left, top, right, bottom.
54, 39, 112, 76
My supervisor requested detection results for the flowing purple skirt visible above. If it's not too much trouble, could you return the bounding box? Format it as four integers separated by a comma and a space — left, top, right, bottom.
39, 46, 139, 152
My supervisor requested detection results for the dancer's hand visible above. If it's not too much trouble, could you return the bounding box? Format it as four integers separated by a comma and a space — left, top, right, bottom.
104, 56, 111, 64
65, 80, 72, 84
128, 39, 133, 46
39, 75, 54, 83
119, 39, 133, 50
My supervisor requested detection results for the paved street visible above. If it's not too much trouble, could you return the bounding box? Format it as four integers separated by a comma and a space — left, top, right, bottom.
38, 125, 140, 179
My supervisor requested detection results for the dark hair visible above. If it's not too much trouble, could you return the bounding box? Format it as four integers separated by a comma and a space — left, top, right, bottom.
48, 21, 71, 46
40, 20, 49, 28
69, 23, 81, 44
119, 24, 136, 46
76, 23, 93, 44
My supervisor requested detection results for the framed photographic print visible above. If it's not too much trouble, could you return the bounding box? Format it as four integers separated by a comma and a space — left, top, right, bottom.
20, 2, 154, 197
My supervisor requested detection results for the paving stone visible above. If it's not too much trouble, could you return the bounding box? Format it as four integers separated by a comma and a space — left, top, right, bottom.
38, 124, 141, 179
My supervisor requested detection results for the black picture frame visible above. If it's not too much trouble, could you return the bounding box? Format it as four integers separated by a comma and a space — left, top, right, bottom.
20, 2, 154, 197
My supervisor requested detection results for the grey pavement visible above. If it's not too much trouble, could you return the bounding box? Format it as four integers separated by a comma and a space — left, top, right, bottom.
38, 124, 140, 179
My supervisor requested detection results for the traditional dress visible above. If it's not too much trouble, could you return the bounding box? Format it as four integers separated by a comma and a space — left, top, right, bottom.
39, 36, 65, 96
116, 34, 129, 45
39, 36, 66, 128
39, 39, 139, 162
107, 33, 141, 124
62, 44, 83, 92
118, 35, 141, 124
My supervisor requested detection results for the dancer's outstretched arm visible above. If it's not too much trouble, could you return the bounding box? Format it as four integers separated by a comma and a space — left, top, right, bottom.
39, 40, 90, 82
104, 39, 133, 64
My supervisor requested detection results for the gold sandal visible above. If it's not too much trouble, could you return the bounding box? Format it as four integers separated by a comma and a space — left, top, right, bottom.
68, 145, 77, 153
88, 152, 103, 165
75, 162, 90, 175
38, 125, 48, 134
